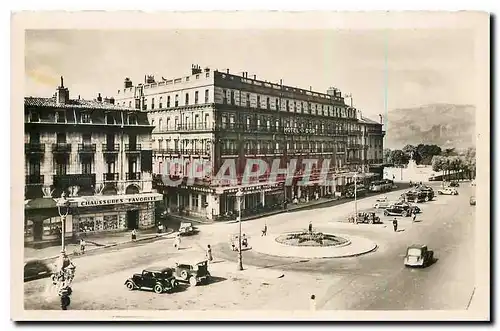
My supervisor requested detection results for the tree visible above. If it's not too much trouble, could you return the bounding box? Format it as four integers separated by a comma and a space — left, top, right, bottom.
416, 144, 442, 165
383, 149, 392, 163
389, 149, 409, 165
442, 148, 457, 157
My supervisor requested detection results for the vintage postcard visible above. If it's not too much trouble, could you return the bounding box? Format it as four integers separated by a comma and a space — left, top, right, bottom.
11, 11, 490, 321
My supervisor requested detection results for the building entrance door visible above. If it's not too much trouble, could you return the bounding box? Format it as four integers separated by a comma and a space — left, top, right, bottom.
126, 210, 139, 230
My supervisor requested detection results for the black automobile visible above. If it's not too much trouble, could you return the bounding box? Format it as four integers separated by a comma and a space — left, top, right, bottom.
449, 181, 460, 187
401, 190, 428, 203
174, 259, 211, 286
24, 259, 52, 282
124, 267, 178, 294
384, 204, 413, 217
416, 185, 435, 201
394, 201, 421, 214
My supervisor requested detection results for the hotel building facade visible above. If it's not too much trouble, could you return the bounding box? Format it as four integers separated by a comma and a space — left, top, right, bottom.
114, 66, 385, 220
24, 78, 161, 245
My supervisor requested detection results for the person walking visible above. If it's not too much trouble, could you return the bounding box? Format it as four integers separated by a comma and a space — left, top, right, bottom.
173, 234, 181, 250
131, 229, 137, 241
310, 294, 317, 311
308, 221, 313, 233
392, 218, 398, 232
412, 211, 417, 223
79, 238, 86, 255
262, 224, 268, 236
206, 244, 213, 262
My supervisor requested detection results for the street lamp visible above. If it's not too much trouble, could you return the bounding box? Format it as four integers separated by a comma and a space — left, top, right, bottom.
235, 189, 244, 271
354, 173, 358, 223
56, 192, 70, 252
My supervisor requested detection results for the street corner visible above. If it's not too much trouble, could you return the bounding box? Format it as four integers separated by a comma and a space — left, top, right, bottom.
248, 231, 377, 259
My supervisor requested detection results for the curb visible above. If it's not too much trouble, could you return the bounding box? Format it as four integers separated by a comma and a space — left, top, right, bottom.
254, 243, 378, 260
29, 229, 175, 263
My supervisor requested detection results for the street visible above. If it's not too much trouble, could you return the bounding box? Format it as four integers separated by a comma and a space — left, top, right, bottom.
24, 183, 476, 311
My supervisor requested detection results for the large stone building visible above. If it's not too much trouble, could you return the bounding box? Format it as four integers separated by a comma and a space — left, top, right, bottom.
114, 66, 385, 220
24, 78, 160, 246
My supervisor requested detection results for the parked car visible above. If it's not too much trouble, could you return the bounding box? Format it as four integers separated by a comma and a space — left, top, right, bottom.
416, 185, 435, 201
437, 188, 459, 195
124, 267, 178, 294
373, 196, 391, 209
384, 204, 413, 217
393, 201, 421, 214
345, 185, 367, 198
448, 181, 460, 187
470, 196, 476, 206
24, 259, 52, 282
369, 180, 392, 192
179, 222, 197, 236
404, 244, 434, 267
174, 260, 211, 286
353, 212, 382, 224
401, 190, 428, 203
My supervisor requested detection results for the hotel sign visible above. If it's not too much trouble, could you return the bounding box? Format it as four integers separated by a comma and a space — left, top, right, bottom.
74, 193, 163, 207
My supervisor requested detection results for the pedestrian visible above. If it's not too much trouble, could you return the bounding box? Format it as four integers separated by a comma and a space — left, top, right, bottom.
206, 244, 213, 262
131, 229, 137, 241
79, 238, 86, 255
392, 218, 398, 232
310, 294, 317, 311
158, 222, 164, 234
262, 224, 267, 236
308, 221, 313, 233
412, 211, 417, 223
393, 174, 395, 181
173, 234, 181, 250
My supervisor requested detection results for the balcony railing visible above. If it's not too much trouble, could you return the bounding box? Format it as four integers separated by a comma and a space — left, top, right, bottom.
53, 174, 96, 188
102, 144, 119, 153
78, 143, 96, 153
25, 174, 44, 185
126, 172, 141, 181
154, 148, 209, 155
103, 173, 119, 181
220, 149, 239, 155
52, 143, 71, 153
25, 143, 45, 154
125, 144, 142, 152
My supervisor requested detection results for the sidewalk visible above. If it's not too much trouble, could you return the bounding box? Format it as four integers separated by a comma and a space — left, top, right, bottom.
24, 228, 174, 262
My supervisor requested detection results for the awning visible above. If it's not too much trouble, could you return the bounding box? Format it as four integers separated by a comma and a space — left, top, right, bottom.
24, 198, 57, 210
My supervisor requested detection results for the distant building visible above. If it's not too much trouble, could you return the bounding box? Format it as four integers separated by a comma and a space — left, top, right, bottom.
114, 66, 385, 220
24, 77, 160, 245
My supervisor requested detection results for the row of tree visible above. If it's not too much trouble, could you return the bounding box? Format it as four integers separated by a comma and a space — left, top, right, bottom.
383, 144, 476, 180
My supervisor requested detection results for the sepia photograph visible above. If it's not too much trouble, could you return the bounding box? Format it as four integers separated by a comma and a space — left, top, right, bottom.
11, 11, 490, 321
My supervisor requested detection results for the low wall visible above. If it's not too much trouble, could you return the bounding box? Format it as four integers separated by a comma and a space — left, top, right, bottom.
383, 165, 438, 183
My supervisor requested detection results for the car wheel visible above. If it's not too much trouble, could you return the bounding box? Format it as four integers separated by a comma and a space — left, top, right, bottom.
180, 270, 189, 280
374, 204, 379, 209
414, 198, 419, 203
384, 210, 389, 216
154, 283, 164, 294
402, 211, 408, 217
424, 196, 429, 202
125, 281, 134, 291
189, 276, 198, 287
170, 279, 177, 288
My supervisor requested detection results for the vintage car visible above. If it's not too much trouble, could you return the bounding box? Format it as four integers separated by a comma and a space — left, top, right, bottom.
470, 196, 476, 206
174, 260, 211, 286
124, 267, 178, 294
179, 222, 197, 236
393, 201, 421, 214
369, 181, 392, 192
353, 212, 382, 224
448, 181, 460, 187
416, 185, 435, 201
401, 190, 428, 203
229, 234, 251, 251
373, 196, 391, 209
24, 259, 52, 282
404, 244, 434, 267
384, 204, 415, 217
437, 188, 459, 195
345, 185, 367, 198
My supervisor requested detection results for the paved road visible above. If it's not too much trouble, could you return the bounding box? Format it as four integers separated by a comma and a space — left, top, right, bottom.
24, 183, 476, 311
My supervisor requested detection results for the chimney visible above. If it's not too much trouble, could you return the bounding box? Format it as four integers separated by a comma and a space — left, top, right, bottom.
379, 114, 383, 124
124, 77, 133, 88
310, 86, 312, 91
253, 75, 256, 80
78, 95, 80, 100
97, 93, 102, 102
110, 97, 115, 105
55, 76, 69, 105
226, 69, 230, 74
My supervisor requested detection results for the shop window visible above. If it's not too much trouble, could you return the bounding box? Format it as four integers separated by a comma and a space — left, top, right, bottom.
79, 217, 96, 232
103, 215, 119, 231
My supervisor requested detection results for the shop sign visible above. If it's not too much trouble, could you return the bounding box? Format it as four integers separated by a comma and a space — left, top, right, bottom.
74, 193, 163, 207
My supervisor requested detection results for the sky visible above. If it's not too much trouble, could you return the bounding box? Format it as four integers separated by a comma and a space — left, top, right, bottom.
25, 29, 476, 120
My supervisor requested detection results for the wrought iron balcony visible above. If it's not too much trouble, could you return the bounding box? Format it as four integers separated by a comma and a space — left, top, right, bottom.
125, 144, 142, 153
103, 173, 119, 181
53, 174, 96, 188
78, 143, 96, 153
25, 143, 45, 154
126, 172, 141, 181
102, 144, 119, 153
25, 174, 44, 185
220, 148, 239, 155
52, 143, 71, 153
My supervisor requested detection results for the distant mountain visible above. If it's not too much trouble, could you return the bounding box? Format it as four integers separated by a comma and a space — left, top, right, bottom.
385, 104, 476, 149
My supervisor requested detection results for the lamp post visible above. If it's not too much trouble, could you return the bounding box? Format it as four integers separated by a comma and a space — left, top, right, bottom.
235, 189, 244, 271
354, 173, 358, 222
56, 192, 70, 252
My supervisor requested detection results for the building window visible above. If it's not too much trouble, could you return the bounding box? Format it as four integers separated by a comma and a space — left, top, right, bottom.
167, 96, 171, 108
29, 111, 40, 122
151, 98, 155, 110
205, 89, 209, 103
266, 97, 270, 109
106, 114, 114, 124
159, 97, 163, 108
185, 93, 189, 106
158, 119, 163, 131
194, 91, 199, 105
247, 94, 251, 107
82, 158, 92, 174
174, 117, 179, 129
204, 114, 209, 127
230, 91, 235, 105
223, 89, 227, 104
81, 113, 91, 124
135, 99, 140, 109
257, 96, 261, 108
166, 118, 171, 129
55, 157, 67, 175
286, 100, 289, 111
128, 115, 137, 125
55, 110, 66, 123
56, 133, 66, 143
175, 94, 179, 107
276, 98, 279, 110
